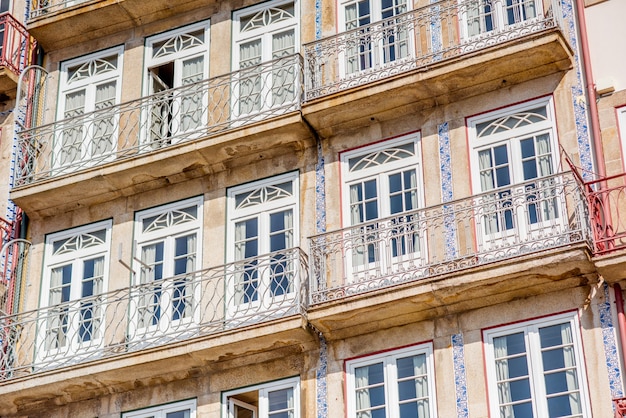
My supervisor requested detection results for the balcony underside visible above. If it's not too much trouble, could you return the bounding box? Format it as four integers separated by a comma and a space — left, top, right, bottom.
308, 245, 595, 341
0, 316, 313, 416
27, 0, 218, 51
11, 113, 315, 218
0, 67, 18, 95
302, 30, 573, 138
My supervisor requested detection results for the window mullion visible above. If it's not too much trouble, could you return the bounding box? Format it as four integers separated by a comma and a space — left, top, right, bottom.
386, 355, 398, 418
526, 327, 546, 417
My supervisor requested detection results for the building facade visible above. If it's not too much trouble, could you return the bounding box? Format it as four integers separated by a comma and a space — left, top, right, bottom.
0, 0, 625, 417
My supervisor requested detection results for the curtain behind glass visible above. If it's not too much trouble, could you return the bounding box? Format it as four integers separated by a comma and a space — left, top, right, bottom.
61, 89, 86, 165
181, 56, 205, 131
93, 81, 116, 157
272, 30, 296, 106
239, 40, 262, 114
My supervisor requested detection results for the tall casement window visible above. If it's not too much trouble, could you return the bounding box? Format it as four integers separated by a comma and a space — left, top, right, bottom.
462, 0, 542, 39
232, 0, 299, 116
222, 377, 300, 418
57, 46, 123, 169
339, 0, 412, 75
468, 97, 560, 246
226, 172, 299, 318
132, 197, 203, 338
122, 399, 196, 418
346, 344, 437, 418
484, 312, 592, 417
39, 220, 112, 360
144, 21, 210, 147
341, 134, 425, 278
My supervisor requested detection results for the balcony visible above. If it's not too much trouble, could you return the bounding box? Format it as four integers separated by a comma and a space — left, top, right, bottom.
0, 13, 37, 94
0, 247, 308, 387
582, 171, 626, 281
302, 0, 572, 136
12, 54, 311, 216
308, 172, 594, 337
27, 0, 216, 51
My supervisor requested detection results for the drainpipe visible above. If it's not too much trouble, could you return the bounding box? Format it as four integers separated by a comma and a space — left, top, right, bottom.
614, 284, 626, 395
574, 0, 606, 180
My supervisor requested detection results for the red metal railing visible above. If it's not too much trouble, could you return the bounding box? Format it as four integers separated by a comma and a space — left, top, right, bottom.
0, 12, 37, 76
0, 210, 22, 316
583, 172, 626, 255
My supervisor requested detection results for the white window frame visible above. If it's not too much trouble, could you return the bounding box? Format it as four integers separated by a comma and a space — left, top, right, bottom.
460, 0, 544, 41
123, 398, 197, 418
468, 96, 561, 249
57, 46, 124, 170
232, 0, 300, 118
226, 172, 300, 319
38, 220, 112, 362
483, 312, 592, 418
130, 196, 203, 341
338, 0, 413, 77
346, 343, 437, 418
340, 134, 426, 280
222, 376, 300, 418
617, 106, 626, 172
143, 20, 210, 148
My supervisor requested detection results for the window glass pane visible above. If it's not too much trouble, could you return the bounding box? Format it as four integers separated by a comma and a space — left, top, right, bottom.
355, 362, 386, 416
166, 409, 190, 418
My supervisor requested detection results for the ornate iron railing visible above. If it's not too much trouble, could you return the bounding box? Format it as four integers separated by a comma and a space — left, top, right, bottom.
0, 247, 308, 380
14, 54, 302, 185
583, 172, 626, 255
309, 172, 591, 302
303, 0, 564, 100
29, 0, 91, 20
0, 13, 37, 76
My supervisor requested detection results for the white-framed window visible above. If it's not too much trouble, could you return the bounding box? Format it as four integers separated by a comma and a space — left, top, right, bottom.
131, 196, 203, 337
57, 46, 124, 168
339, 0, 412, 75
617, 106, 626, 171
144, 20, 210, 147
222, 376, 300, 418
346, 343, 436, 418
483, 312, 592, 418
38, 220, 112, 358
226, 172, 299, 318
232, 0, 299, 116
340, 134, 425, 278
461, 0, 543, 40
468, 97, 560, 246
123, 399, 196, 418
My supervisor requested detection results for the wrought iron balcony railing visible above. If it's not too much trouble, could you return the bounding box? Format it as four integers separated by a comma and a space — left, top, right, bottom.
0, 13, 37, 77
29, 0, 89, 20
0, 247, 308, 380
303, 0, 564, 100
15, 54, 302, 186
309, 172, 591, 303
582, 172, 626, 255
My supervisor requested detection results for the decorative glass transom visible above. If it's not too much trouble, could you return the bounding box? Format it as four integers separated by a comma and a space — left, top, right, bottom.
67, 56, 118, 84
240, 3, 295, 32
348, 142, 415, 172
142, 206, 198, 233
52, 229, 107, 255
235, 181, 293, 209
477, 106, 548, 138
152, 29, 205, 59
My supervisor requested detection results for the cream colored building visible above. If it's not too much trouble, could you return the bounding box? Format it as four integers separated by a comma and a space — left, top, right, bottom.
0, 0, 625, 417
